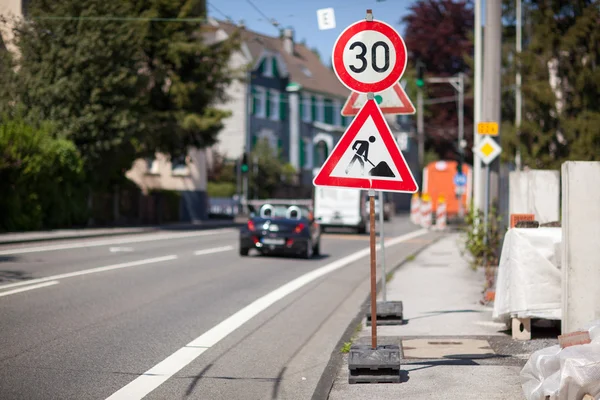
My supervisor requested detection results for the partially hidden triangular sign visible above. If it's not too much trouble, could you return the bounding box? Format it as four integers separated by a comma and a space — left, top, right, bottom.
341, 83, 415, 116
314, 99, 418, 193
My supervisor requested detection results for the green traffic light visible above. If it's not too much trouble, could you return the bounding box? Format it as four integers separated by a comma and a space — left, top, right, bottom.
416, 79, 424, 88
241, 165, 249, 173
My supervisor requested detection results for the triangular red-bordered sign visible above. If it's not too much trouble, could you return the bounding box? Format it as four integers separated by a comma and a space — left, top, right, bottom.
314, 99, 418, 193
341, 83, 415, 116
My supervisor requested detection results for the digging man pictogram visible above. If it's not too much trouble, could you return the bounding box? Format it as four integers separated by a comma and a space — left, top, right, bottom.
345, 135, 396, 178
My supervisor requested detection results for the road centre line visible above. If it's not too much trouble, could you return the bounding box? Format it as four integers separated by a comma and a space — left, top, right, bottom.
0, 281, 60, 298
194, 245, 234, 256
0, 255, 178, 291
105, 228, 429, 400
0, 228, 235, 256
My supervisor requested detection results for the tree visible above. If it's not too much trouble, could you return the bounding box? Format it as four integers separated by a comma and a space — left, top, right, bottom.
130, 0, 241, 159
500, 0, 600, 168
401, 0, 474, 162
0, 114, 87, 231
249, 138, 296, 199
1, 0, 240, 187
3, 0, 145, 189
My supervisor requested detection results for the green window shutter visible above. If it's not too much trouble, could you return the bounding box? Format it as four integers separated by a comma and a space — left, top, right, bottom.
266, 90, 271, 118
324, 99, 333, 124
299, 95, 304, 120
252, 135, 258, 150
311, 96, 317, 121
279, 92, 286, 120
272, 58, 279, 78
299, 138, 305, 168
251, 87, 257, 115
256, 59, 265, 74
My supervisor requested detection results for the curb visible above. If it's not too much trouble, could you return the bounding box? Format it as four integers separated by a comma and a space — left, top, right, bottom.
310, 231, 447, 400
0, 221, 242, 245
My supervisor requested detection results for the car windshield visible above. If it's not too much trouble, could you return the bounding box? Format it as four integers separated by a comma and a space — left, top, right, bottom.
259, 204, 310, 220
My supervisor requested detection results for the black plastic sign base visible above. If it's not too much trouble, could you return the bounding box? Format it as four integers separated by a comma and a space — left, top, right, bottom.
348, 344, 401, 384
366, 301, 404, 326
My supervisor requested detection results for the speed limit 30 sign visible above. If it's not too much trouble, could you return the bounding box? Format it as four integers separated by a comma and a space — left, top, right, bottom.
332, 16, 407, 93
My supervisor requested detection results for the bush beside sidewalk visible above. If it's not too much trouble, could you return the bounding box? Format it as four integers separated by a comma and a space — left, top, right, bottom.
325, 232, 558, 400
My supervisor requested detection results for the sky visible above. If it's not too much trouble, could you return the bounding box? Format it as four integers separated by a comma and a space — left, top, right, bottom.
206, 0, 416, 62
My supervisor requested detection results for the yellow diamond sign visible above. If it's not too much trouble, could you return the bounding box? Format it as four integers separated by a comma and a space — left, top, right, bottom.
480, 142, 495, 157
475, 137, 501, 165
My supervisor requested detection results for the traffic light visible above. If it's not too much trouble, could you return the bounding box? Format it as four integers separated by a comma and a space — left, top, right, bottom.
416, 60, 425, 88
241, 153, 249, 174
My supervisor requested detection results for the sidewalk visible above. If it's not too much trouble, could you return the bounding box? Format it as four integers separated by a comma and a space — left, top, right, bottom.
0, 219, 240, 245
327, 232, 558, 400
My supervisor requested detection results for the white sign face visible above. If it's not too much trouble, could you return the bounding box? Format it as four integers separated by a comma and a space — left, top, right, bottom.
475, 136, 502, 165
316, 8, 336, 30
329, 115, 402, 181
332, 20, 407, 93
342, 30, 397, 85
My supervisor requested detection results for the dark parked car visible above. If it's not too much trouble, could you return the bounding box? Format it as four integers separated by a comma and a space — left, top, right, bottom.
239, 203, 321, 258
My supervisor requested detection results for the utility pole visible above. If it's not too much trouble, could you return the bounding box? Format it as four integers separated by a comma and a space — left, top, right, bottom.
416, 60, 425, 181
481, 0, 502, 240
473, 0, 483, 213
244, 69, 252, 214
515, 0, 522, 170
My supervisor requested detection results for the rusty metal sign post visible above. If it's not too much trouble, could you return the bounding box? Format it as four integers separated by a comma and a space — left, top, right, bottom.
368, 189, 378, 348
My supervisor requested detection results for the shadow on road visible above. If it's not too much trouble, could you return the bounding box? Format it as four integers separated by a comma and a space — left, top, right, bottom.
0, 269, 32, 283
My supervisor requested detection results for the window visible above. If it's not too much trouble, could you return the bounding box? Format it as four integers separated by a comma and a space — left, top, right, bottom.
264, 56, 274, 77
269, 90, 279, 121
333, 99, 342, 126
301, 66, 312, 77
252, 86, 267, 118
316, 95, 324, 122
171, 155, 189, 176
323, 98, 333, 125
302, 138, 312, 169
302, 94, 311, 122
145, 157, 159, 175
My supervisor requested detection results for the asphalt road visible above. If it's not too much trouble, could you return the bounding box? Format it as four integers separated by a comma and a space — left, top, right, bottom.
0, 215, 430, 400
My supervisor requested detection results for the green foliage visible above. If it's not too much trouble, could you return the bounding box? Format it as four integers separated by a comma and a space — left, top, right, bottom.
0, 115, 87, 231
501, 0, 600, 168
462, 203, 503, 270
6, 0, 146, 188
207, 182, 236, 198
249, 138, 296, 199
0, 0, 240, 187
131, 0, 241, 158
340, 342, 352, 354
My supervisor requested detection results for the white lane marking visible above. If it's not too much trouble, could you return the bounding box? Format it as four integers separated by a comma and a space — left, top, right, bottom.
0, 280, 60, 298
0, 228, 235, 256
0, 255, 178, 291
109, 247, 134, 253
194, 245, 234, 256
106, 228, 429, 400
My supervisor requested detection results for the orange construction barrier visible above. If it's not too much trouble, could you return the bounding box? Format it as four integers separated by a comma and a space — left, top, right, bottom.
435, 195, 447, 230
422, 160, 471, 218
410, 193, 421, 225
420, 193, 432, 229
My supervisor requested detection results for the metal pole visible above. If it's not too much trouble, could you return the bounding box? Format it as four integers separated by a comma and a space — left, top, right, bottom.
481, 0, 502, 237
369, 189, 377, 349
484, 165, 490, 245
253, 155, 258, 200
378, 191, 386, 302
244, 69, 252, 214
458, 73, 465, 218
417, 88, 424, 175
473, 0, 483, 213
515, 0, 522, 167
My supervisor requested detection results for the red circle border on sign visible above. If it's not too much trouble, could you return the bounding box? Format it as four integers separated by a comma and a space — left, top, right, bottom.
332, 20, 407, 93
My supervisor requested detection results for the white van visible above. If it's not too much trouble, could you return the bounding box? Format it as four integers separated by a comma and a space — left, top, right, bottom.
313, 187, 368, 233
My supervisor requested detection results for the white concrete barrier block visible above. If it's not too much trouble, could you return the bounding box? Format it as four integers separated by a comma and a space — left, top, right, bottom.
509, 170, 560, 224
561, 161, 600, 334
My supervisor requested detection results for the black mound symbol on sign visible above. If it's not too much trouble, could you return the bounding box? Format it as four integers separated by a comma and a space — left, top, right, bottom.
369, 161, 395, 178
